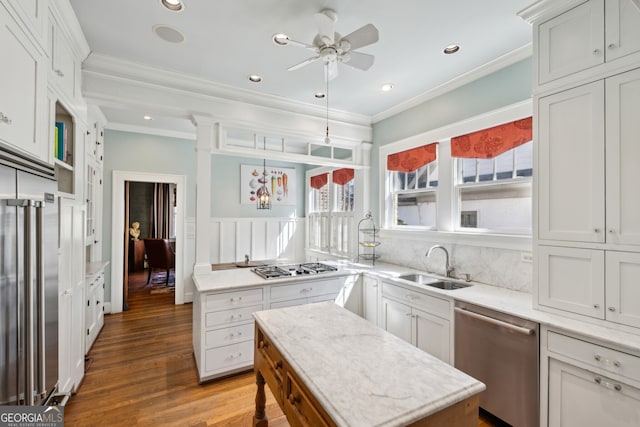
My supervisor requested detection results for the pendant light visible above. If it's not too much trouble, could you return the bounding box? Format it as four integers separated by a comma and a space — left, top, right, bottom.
324, 63, 331, 144
257, 137, 271, 210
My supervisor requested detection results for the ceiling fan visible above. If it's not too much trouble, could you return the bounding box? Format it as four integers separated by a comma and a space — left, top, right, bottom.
277, 9, 379, 80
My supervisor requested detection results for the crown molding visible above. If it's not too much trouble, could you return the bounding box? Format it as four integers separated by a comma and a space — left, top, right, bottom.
50, 0, 90, 60
517, 0, 585, 24
372, 44, 533, 123
105, 122, 196, 141
82, 54, 372, 127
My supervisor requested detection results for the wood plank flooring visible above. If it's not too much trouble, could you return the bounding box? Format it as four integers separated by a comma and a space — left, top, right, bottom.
64, 271, 507, 426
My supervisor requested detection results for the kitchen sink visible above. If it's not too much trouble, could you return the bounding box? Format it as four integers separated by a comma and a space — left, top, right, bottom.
397, 274, 470, 290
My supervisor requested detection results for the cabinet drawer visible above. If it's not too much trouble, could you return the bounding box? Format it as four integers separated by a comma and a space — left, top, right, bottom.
382, 282, 451, 319
205, 288, 263, 310
548, 331, 640, 383
270, 278, 343, 301
205, 323, 254, 348
205, 304, 262, 328
285, 372, 330, 427
204, 341, 253, 373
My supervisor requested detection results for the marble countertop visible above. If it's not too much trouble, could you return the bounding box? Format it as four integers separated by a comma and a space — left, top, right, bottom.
193, 259, 640, 355
253, 301, 485, 427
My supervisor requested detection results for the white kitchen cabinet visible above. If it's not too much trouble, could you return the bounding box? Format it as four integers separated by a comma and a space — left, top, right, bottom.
606, 251, 640, 328
362, 274, 380, 326
538, 80, 605, 243
58, 198, 85, 393
269, 277, 346, 308
193, 287, 264, 382
538, 245, 605, 318
542, 328, 640, 427
3, 0, 48, 47
537, 0, 640, 85
85, 268, 105, 353
0, 1, 47, 162
47, 7, 78, 102
381, 281, 452, 363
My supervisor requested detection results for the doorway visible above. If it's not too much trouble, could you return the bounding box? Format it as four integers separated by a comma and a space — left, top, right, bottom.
111, 171, 186, 313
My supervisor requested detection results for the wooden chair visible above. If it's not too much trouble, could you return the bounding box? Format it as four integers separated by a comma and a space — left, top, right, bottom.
143, 238, 175, 286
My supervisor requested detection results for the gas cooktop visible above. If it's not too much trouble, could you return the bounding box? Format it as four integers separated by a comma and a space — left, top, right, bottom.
251, 262, 338, 279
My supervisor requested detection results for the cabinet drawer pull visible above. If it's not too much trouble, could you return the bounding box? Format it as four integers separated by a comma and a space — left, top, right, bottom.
55, 69, 65, 77
608, 306, 616, 312
0, 112, 11, 124
608, 43, 617, 49
594, 377, 622, 391
230, 313, 243, 321
259, 340, 268, 349
405, 294, 418, 300
594, 354, 622, 368
288, 393, 300, 404
229, 296, 243, 302
301, 287, 313, 293
275, 360, 283, 369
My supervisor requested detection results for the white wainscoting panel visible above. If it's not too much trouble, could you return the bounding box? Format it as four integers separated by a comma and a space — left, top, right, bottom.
210, 217, 306, 263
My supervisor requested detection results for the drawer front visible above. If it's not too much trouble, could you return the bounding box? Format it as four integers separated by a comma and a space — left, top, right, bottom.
285, 372, 330, 427
270, 278, 343, 301
548, 331, 640, 383
205, 323, 254, 348
205, 288, 263, 310
205, 304, 262, 328
382, 282, 450, 319
270, 295, 336, 310
204, 341, 254, 373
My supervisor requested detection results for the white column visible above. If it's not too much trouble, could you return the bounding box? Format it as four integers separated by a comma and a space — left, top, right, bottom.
192, 115, 216, 275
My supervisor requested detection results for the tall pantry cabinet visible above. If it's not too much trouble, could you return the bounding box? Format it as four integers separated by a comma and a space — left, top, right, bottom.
520, 0, 640, 425
0, 0, 102, 396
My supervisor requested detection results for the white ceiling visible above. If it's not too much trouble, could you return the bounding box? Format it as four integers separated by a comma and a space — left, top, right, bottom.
69, 0, 533, 133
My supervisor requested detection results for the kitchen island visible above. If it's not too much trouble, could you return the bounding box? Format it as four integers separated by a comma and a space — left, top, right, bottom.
253, 301, 485, 427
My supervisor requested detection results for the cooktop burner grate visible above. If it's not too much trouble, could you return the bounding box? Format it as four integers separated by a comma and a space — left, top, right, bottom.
251, 262, 337, 279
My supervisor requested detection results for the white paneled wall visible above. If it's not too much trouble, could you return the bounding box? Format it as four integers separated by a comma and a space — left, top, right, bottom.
210, 217, 306, 263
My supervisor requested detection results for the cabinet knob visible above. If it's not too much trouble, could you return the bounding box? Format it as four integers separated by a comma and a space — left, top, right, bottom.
288, 393, 299, 404
0, 112, 11, 124
608, 43, 617, 49
594, 228, 600, 233
608, 306, 616, 312
592, 49, 600, 55
275, 360, 283, 369
55, 69, 64, 77
608, 229, 615, 233
593, 304, 600, 309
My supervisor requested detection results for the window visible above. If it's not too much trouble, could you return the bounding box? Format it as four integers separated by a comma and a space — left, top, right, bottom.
307, 169, 355, 257
387, 143, 438, 227
453, 118, 532, 234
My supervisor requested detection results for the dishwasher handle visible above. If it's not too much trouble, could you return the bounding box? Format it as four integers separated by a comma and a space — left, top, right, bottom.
454, 307, 536, 336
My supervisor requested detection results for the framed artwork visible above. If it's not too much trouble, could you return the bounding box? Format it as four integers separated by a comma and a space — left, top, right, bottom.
241, 164, 296, 205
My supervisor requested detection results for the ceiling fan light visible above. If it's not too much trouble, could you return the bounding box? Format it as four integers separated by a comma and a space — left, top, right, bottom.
272, 33, 290, 46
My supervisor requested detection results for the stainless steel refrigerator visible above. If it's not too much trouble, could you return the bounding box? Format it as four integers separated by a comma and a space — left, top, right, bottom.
0, 150, 58, 406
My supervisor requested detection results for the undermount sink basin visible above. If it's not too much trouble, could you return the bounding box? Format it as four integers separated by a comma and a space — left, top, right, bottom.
397, 274, 471, 290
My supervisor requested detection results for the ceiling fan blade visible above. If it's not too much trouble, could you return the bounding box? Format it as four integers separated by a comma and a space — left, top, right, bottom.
326, 61, 339, 81
341, 23, 379, 50
314, 10, 335, 45
285, 37, 316, 50
342, 51, 374, 71
288, 55, 321, 71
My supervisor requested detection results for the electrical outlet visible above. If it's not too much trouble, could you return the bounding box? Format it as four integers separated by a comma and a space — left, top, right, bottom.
521, 252, 533, 263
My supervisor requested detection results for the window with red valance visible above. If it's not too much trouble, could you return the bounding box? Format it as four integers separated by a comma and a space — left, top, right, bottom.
310, 173, 328, 189
387, 142, 438, 172
451, 117, 532, 159
332, 168, 354, 185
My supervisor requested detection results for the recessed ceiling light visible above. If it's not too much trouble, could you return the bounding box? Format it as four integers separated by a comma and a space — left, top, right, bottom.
272, 33, 290, 46
314, 92, 326, 99
381, 83, 395, 92
443, 44, 460, 54
143, 115, 153, 121
161, 0, 184, 12
153, 24, 185, 43
248, 75, 263, 83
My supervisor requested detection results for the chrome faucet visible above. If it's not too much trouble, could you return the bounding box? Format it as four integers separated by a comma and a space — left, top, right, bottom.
244, 254, 250, 265
426, 245, 455, 277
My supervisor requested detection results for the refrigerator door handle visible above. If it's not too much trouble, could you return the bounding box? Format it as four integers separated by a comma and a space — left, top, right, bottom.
7, 199, 40, 405
36, 201, 46, 400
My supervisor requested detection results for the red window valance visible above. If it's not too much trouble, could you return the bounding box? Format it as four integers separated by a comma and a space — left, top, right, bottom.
451, 117, 532, 159
387, 142, 438, 172
332, 168, 354, 185
310, 173, 328, 189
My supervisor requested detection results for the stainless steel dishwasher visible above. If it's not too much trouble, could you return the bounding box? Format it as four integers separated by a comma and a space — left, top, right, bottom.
454, 301, 539, 427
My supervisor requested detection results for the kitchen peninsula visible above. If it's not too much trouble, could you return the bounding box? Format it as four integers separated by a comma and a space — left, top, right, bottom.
253, 302, 485, 427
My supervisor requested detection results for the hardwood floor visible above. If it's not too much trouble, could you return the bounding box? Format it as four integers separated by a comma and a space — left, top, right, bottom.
64, 271, 507, 426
